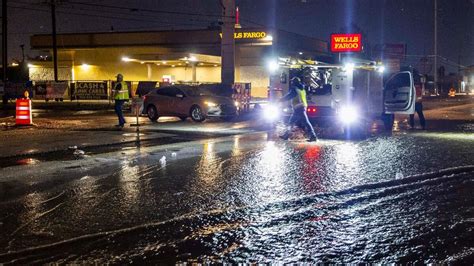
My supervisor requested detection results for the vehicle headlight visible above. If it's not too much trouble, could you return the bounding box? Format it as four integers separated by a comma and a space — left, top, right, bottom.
262, 104, 280, 121
338, 105, 359, 124
205, 101, 217, 107
234, 101, 239, 107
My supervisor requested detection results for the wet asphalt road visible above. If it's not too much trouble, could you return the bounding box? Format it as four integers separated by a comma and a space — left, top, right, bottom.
0, 120, 473, 263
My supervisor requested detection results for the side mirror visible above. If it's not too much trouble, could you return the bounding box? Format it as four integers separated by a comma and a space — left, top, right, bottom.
176, 94, 184, 98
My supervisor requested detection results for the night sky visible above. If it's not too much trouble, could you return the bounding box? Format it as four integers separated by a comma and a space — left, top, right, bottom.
2, 0, 474, 75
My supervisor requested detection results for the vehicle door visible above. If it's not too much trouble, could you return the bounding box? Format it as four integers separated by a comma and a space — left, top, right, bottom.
164, 86, 187, 116
383, 71, 415, 114
153, 87, 175, 115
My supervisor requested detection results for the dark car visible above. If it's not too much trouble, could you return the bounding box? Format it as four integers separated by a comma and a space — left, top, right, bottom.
143, 85, 238, 122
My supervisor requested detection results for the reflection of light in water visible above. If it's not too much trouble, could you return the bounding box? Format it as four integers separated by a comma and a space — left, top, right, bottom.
393, 120, 400, 131
370, 121, 378, 133
335, 143, 359, 168
415, 132, 474, 141
118, 159, 140, 208
302, 145, 323, 193
70, 173, 101, 219
256, 141, 286, 203
232, 136, 241, 156
197, 142, 222, 184
19, 192, 45, 233
334, 143, 361, 188
16, 158, 40, 165
205, 142, 214, 154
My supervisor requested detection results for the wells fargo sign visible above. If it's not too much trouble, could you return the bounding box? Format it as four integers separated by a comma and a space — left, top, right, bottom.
331, 33, 362, 53
219, 31, 267, 39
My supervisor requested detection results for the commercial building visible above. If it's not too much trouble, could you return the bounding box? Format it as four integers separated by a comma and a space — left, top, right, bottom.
29, 28, 329, 98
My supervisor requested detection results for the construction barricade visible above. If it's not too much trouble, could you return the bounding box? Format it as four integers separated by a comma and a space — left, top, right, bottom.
16, 92, 32, 125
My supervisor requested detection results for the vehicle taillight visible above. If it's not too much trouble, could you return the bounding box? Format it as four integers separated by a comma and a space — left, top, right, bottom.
143, 96, 147, 101
307, 107, 317, 113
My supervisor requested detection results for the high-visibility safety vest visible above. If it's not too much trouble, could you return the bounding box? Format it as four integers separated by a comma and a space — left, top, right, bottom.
415, 84, 423, 102
114, 81, 129, 100
292, 88, 308, 108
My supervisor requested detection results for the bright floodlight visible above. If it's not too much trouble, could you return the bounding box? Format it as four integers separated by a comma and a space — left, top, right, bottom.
267, 60, 279, 73
263, 104, 280, 121
189, 56, 198, 62
81, 63, 90, 70
338, 105, 359, 124
344, 62, 355, 72
377, 66, 385, 73
263, 35, 273, 41
122, 57, 132, 62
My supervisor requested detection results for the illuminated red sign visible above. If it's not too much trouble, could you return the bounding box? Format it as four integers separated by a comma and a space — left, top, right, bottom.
331, 33, 362, 53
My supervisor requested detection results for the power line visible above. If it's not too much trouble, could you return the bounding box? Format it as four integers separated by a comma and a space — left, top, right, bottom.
7, 3, 207, 29
58, 3, 218, 25
64, 0, 228, 19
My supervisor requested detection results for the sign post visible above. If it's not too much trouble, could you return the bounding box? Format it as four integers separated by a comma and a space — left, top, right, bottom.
130, 97, 144, 132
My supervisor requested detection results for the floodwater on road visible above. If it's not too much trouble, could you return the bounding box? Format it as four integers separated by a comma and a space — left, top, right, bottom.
0, 129, 473, 263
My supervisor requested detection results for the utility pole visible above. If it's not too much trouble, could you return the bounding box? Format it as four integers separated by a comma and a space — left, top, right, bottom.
220, 0, 235, 85
2, 0, 7, 83
51, 0, 58, 82
434, 0, 438, 94
20, 44, 25, 62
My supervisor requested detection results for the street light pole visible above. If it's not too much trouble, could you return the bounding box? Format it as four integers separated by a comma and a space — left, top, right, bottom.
434, 0, 438, 94
2, 0, 7, 83
51, 0, 58, 82
220, 0, 235, 85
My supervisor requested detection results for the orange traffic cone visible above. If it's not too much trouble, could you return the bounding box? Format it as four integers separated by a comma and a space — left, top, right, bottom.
16, 91, 32, 126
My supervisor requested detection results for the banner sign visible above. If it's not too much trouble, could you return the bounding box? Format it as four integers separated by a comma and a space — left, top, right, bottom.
331, 33, 362, 53
33, 82, 48, 99
71, 81, 108, 99
47, 82, 68, 99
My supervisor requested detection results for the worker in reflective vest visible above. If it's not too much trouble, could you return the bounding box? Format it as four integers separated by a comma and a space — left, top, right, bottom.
279, 76, 318, 142
113, 73, 129, 128
409, 74, 426, 130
